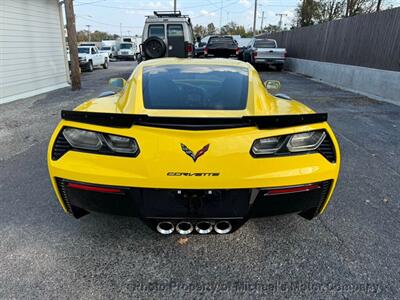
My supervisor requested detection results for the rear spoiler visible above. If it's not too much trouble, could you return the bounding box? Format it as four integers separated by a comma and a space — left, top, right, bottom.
61, 110, 327, 130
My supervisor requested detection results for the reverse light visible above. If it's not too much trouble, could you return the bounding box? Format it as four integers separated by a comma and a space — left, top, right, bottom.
104, 134, 138, 154
251, 136, 285, 155
63, 128, 102, 151
287, 131, 326, 152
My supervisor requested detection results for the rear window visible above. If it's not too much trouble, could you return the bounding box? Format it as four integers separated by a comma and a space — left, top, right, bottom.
142, 65, 249, 110
208, 37, 234, 45
148, 24, 165, 39
78, 47, 89, 54
167, 24, 184, 37
254, 40, 276, 48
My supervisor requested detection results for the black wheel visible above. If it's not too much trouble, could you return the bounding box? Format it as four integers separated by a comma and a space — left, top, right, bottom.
275, 64, 283, 72
102, 59, 108, 69
87, 61, 94, 72
142, 36, 166, 59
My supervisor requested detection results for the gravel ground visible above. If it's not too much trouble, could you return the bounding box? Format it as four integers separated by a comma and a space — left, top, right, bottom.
0, 61, 399, 299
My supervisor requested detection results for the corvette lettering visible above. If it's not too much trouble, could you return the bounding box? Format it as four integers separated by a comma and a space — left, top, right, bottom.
167, 172, 220, 177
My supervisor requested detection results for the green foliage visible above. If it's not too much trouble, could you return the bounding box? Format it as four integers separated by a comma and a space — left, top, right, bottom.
77, 30, 119, 42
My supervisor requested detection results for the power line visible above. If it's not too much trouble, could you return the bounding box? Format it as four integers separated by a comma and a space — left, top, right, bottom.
76, 15, 143, 28
191, 0, 238, 19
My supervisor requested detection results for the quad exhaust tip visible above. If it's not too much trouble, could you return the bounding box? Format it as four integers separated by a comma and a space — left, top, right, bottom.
156, 220, 232, 235
195, 221, 213, 234
176, 221, 194, 235
214, 220, 232, 234
156, 221, 174, 235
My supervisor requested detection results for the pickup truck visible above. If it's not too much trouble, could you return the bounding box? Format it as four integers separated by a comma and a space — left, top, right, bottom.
242, 38, 286, 71
77, 46, 109, 72
204, 35, 239, 58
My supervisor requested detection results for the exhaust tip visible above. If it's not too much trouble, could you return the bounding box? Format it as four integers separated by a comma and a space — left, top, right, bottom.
214, 220, 232, 234
176, 221, 193, 235
195, 221, 213, 234
156, 221, 174, 235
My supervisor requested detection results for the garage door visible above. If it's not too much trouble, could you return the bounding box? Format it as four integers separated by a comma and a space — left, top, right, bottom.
0, 0, 69, 104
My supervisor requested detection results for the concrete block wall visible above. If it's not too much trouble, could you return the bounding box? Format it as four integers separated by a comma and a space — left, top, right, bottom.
286, 58, 400, 105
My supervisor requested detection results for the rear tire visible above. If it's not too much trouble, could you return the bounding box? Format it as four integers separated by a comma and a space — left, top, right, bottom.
102, 59, 108, 69
275, 64, 283, 72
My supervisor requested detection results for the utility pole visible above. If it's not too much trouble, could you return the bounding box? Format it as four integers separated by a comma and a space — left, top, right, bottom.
252, 0, 257, 36
219, 0, 223, 31
120, 23, 122, 38
276, 13, 287, 30
259, 11, 265, 33
64, 0, 80, 90
174, 0, 176, 12
86, 24, 91, 41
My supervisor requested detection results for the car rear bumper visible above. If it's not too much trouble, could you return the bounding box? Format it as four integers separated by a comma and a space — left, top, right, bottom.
254, 58, 285, 65
117, 54, 135, 59
55, 177, 333, 220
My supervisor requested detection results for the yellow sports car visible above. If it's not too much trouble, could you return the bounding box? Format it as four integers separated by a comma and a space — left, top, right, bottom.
48, 58, 340, 235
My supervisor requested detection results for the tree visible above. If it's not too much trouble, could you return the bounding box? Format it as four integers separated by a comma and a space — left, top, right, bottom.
317, 0, 346, 22
263, 24, 281, 34
345, 0, 377, 17
294, 0, 320, 27
76, 30, 119, 42
193, 24, 207, 38
220, 22, 247, 36
206, 23, 216, 35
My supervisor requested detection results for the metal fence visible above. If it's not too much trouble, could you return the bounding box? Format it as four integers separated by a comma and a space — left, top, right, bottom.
263, 7, 400, 71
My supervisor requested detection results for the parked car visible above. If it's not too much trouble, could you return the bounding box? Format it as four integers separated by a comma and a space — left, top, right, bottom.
117, 42, 136, 60
99, 45, 117, 59
243, 38, 287, 71
140, 11, 194, 60
204, 35, 239, 58
77, 46, 109, 72
236, 37, 252, 60
194, 36, 210, 57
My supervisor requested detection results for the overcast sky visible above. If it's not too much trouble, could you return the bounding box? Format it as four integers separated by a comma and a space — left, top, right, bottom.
74, 0, 300, 36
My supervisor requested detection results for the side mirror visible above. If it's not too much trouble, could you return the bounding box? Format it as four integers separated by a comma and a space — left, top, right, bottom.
109, 78, 126, 89
264, 80, 281, 93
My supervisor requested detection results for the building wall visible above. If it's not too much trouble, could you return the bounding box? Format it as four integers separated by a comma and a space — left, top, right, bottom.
0, 0, 69, 104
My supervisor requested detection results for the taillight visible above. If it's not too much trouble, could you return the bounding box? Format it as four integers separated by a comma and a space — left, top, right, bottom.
204, 47, 208, 55
186, 43, 193, 55
235, 48, 240, 55
252, 51, 257, 58
284, 51, 288, 57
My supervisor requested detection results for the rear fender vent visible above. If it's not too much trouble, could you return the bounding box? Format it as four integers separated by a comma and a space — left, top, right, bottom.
318, 133, 336, 163
52, 132, 71, 160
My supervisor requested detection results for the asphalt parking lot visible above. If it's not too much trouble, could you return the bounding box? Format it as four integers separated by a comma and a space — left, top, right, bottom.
0, 61, 399, 299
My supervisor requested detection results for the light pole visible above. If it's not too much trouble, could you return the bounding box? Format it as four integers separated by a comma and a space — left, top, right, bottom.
174, 0, 176, 12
